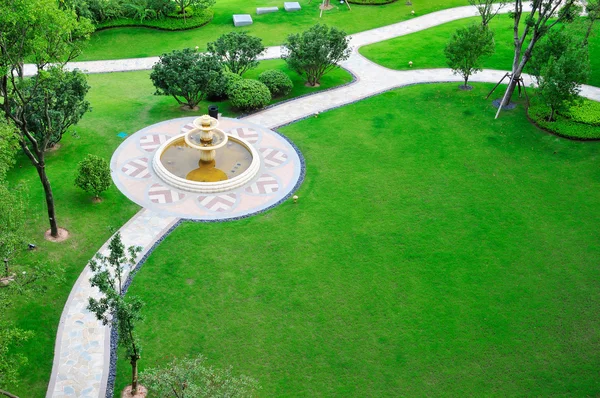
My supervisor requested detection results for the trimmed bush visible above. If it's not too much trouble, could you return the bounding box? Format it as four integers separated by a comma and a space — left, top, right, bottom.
348, 0, 397, 3
258, 70, 293, 97
228, 79, 271, 111
528, 101, 600, 140
562, 99, 600, 126
97, 9, 213, 31
75, 154, 112, 200
206, 71, 243, 100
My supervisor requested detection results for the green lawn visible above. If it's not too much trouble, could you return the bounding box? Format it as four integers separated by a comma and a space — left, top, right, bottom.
115, 83, 600, 396
3, 60, 350, 397
80, 0, 470, 60
360, 14, 600, 87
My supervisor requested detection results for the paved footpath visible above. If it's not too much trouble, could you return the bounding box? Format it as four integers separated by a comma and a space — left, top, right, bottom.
45, 3, 600, 397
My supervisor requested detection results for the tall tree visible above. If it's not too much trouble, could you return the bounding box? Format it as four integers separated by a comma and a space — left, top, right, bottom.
172, 0, 215, 17
6, 67, 90, 238
0, 119, 18, 182
444, 24, 495, 89
468, 0, 507, 27
151, 48, 223, 109
0, 0, 93, 238
496, 0, 580, 115
87, 233, 143, 396
207, 32, 265, 76
582, 0, 600, 45
283, 24, 351, 87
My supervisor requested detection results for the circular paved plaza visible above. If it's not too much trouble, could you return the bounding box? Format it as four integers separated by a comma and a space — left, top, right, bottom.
111, 117, 303, 220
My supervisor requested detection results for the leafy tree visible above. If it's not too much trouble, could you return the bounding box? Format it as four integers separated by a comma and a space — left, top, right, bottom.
468, 0, 507, 27
141, 355, 260, 397
207, 32, 265, 76
151, 48, 223, 109
1, 0, 93, 238
87, 233, 143, 396
0, 184, 26, 280
0, 322, 32, 398
0, 119, 18, 182
124, 0, 157, 22
75, 154, 112, 200
283, 24, 351, 87
582, 0, 600, 45
172, 0, 215, 17
531, 29, 590, 121
5, 67, 90, 238
444, 24, 495, 89
496, 0, 580, 112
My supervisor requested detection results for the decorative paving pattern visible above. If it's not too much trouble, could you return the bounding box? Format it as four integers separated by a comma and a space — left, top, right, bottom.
110, 117, 302, 221
259, 147, 288, 168
139, 134, 168, 152
197, 193, 238, 212
148, 184, 185, 204
228, 127, 261, 145
245, 174, 280, 195
121, 158, 151, 179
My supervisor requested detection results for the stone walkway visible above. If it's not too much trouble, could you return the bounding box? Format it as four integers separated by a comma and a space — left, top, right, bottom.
45, 3, 600, 397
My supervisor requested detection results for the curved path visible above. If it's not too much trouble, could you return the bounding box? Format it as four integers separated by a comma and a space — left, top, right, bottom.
45, 3, 600, 397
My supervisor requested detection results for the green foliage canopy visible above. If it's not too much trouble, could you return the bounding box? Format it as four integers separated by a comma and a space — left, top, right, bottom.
75, 154, 112, 199
283, 24, 351, 86
444, 24, 495, 87
228, 79, 271, 111
207, 32, 265, 76
150, 48, 223, 109
258, 69, 293, 97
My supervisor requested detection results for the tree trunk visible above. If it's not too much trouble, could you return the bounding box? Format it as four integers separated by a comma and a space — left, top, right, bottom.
131, 356, 139, 395
549, 106, 556, 121
35, 162, 59, 237
4, 258, 8, 278
0, 389, 20, 398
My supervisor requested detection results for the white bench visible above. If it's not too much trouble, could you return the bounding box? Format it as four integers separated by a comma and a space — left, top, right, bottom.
233, 14, 253, 26
284, 2, 301, 11
257, 6, 279, 14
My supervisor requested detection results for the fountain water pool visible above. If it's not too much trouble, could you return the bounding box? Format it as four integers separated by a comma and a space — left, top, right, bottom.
152, 115, 260, 193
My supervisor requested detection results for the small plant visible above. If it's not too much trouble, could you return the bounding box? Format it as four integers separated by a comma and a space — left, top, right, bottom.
207, 32, 265, 76
228, 79, 271, 111
141, 354, 260, 397
258, 70, 293, 97
74, 154, 111, 201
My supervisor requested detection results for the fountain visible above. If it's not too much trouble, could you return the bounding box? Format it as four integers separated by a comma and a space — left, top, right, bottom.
152, 115, 261, 193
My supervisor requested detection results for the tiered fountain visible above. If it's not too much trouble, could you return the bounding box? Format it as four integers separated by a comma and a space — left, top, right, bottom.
152, 115, 260, 193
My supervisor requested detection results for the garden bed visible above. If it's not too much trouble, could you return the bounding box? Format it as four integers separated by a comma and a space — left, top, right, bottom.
96, 9, 213, 31
527, 99, 600, 140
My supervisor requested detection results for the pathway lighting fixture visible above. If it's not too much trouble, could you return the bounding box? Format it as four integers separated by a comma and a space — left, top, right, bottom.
28, 243, 36, 250
293, 195, 299, 203
409, 61, 413, 67
411, 10, 415, 15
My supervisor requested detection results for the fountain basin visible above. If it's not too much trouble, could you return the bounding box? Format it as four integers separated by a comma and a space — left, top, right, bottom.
152, 133, 260, 193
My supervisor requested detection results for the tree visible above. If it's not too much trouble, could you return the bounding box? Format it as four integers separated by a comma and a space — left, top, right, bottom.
151, 48, 223, 110
468, 0, 507, 27
87, 233, 142, 396
282, 24, 351, 87
1, 0, 93, 238
530, 29, 590, 121
444, 24, 495, 89
0, 323, 32, 398
582, 0, 600, 45
207, 32, 265, 76
0, 184, 26, 281
0, 119, 18, 182
5, 67, 90, 238
496, 0, 580, 113
141, 355, 259, 398
75, 154, 112, 201
172, 0, 215, 17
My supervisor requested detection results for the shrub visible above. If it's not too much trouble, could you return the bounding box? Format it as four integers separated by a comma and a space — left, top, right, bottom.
228, 79, 271, 111
206, 32, 265, 76
74, 154, 112, 200
528, 101, 600, 140
206, 71, 243, 100
258, 70, 293, 97
562, 99, 600, 126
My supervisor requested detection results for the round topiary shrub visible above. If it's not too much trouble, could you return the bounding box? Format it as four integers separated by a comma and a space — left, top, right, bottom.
258, 70, 294, 97
206, 72, 243, 100
228, 79, 271, 111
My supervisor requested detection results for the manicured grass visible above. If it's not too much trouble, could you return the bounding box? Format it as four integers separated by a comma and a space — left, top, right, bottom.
3, 60, 350, 397
360, 14, 600, 87
115, 84, 600, 396
80, 0, 468, 61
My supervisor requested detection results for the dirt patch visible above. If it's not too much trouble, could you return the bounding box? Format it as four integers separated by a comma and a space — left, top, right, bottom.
121, 385, 148, 398
180, 104, 200, 111
45, 227, 70, 242
92, 197, 103, 204
45, 144, 62, 153
186, 278, 195, 285
304, 82, 321, 88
